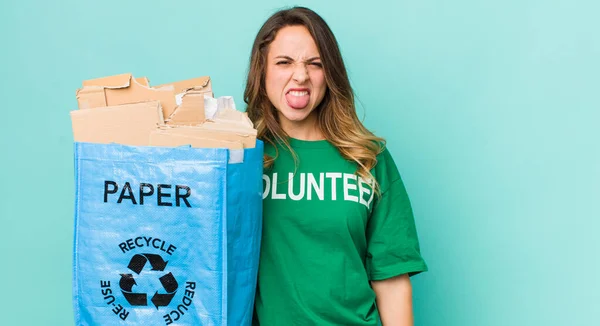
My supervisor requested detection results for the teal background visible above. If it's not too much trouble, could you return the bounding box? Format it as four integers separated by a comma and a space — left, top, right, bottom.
0, 0, 598, 325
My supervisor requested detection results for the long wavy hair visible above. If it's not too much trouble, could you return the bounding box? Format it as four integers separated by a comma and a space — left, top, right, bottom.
244, 6, 385, 187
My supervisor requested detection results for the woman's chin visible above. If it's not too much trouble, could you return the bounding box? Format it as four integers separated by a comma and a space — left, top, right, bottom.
278, 106, 314, 123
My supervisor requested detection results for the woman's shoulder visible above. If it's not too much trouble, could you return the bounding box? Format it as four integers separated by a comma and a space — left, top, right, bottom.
370, 140, 395, 168
371, 142, 403, 191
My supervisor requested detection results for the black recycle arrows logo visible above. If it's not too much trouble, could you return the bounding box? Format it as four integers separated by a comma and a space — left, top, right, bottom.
119, 253, 178, 309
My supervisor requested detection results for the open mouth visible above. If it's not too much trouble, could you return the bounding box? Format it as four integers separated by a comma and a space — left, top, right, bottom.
285, 88, 311, 109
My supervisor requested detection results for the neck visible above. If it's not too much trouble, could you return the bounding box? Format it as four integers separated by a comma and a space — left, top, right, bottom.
280, 112, 324, 141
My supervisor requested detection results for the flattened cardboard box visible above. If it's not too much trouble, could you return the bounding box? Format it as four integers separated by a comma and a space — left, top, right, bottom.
70, 101, 164, 146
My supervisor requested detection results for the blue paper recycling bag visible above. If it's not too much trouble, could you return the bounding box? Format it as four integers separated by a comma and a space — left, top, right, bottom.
72, 141, 263, 326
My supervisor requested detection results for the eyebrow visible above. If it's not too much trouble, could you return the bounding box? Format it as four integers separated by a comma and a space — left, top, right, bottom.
274, 55, 321, 62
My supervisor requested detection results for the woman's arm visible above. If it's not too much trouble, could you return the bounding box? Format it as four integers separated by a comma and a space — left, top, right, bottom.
371, 273, 414, 326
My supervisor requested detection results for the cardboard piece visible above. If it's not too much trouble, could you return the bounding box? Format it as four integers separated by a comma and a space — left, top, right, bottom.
156, 124, 256, 148
166, 91, 206, 126
149, 131, 243, 150
76, 73, 176, 118
70, 101, 164, 146
152, 76, 212, 95
82, 73, 150, 87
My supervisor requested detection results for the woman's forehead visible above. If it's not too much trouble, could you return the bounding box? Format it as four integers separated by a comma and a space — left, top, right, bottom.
268, 26, 320, 59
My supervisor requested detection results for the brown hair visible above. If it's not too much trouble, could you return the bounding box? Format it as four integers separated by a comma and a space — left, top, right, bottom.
244, 6, 385, 187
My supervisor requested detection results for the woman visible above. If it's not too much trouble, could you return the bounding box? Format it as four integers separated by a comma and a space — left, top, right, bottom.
244, 7, 428, 326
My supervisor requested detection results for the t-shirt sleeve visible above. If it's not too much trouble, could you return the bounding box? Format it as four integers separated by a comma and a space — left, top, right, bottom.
366, 150, 428, 281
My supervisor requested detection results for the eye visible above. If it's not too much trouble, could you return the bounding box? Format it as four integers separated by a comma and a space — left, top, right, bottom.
276, 61, 291, 65
310, 62, 323, 68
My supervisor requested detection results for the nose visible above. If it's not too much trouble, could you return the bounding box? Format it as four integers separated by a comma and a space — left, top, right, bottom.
292, 64, 308, 84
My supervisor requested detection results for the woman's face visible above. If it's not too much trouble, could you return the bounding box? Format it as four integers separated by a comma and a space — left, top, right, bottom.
265, 25, 327, 133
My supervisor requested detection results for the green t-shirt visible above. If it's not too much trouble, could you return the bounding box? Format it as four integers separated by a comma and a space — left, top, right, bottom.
253, 138, 427, 325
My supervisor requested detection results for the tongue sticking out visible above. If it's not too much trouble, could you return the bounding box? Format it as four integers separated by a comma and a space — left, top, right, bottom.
285, 93, 310, 109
